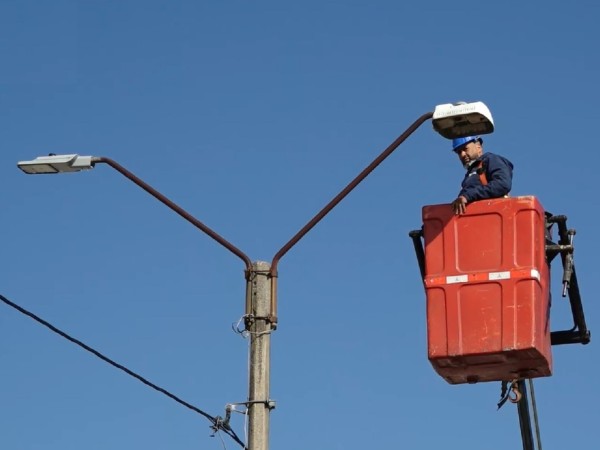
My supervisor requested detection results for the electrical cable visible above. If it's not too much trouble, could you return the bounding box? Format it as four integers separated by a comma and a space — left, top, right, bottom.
215, 429, 227, 450
245, 337, 250, 444
0, 294, 246, 449
230, 317, 252, 444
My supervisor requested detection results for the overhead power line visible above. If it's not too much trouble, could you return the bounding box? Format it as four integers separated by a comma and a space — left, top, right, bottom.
0, 294, 246, 449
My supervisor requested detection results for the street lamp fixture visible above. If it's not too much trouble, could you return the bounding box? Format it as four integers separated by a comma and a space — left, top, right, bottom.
17, 154, 95, 174
432, 101, 494, 139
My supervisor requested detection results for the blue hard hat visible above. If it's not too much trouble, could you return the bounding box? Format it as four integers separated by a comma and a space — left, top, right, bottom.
451, 136, 483, 152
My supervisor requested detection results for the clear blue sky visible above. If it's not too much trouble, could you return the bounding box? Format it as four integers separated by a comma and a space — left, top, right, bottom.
2, 1, 599, 449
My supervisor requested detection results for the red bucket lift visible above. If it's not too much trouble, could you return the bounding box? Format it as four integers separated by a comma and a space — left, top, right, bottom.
409, 196, 590, 385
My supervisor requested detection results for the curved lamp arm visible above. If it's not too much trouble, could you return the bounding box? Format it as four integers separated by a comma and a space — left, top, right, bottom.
94, 157, 252, 271
17, 154, 252, 271
270, 111, 434, 276
265, 111, 433, 326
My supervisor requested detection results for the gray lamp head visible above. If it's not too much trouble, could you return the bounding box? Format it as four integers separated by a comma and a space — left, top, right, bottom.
432, 101, 494, 139
17, 154, 95, 174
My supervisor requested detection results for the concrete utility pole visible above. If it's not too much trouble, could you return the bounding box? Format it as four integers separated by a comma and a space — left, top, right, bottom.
246, 261, 274, 450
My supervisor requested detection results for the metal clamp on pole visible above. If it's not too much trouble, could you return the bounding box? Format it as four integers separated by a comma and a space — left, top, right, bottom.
246, 400, 276, 410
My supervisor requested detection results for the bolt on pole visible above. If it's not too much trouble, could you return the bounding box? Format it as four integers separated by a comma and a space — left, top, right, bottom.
246, 261, 274, 450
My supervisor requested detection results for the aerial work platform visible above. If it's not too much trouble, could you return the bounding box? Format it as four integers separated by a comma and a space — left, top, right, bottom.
410, 196, 589, 385
419, 197, 552, 384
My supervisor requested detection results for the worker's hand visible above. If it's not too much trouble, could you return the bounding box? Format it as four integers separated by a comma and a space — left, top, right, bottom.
451, 196, 468, 215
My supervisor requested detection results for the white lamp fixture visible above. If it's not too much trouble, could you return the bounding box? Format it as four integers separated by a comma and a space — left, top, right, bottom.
17, 154, 95, 174
432, 101, 494, 139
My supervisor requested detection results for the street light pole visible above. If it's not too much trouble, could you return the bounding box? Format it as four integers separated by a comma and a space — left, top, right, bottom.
17, 100, 494, 450
246, 261, 274, 450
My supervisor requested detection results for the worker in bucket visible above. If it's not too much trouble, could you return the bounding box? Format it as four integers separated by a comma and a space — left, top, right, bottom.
450, 136, 513, 215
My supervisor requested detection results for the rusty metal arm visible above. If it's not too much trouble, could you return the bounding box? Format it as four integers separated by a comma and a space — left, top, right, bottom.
267, 112, 434, 324
93, 157, 252, 271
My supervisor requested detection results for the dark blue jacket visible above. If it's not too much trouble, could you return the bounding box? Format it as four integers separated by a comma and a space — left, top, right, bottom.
459, 152, 513, 202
